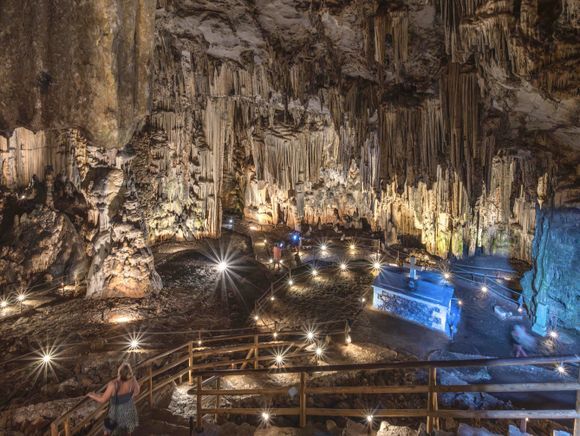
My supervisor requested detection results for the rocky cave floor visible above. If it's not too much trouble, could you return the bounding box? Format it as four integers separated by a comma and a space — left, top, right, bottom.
0, 223, 578, 435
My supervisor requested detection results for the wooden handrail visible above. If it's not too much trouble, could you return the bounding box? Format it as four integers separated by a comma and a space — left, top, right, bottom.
192, 355, 580, 376
48, 325, 342, 435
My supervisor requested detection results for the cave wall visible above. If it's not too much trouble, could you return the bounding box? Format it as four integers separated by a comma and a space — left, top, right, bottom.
131, 0, 578, 264
0, 0, 578, 315
522, 208, 580, 333
0, 1, 161, 298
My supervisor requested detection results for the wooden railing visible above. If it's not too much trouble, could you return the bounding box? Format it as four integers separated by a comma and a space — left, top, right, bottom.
48, 323, 346, 435
191, 355, 580, 434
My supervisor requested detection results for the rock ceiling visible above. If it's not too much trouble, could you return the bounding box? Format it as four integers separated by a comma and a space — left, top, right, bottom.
0, 0, 578, 327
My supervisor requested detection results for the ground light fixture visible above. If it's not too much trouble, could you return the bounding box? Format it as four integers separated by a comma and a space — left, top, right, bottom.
372, 261, 381, 270
458, 299, 463, 306
444, 272, 450, 279
556, 364, 566, 374
366, 415, 373, 424
216, 260, 229, 272
260, 411, 271, 424
549, 330, 558, 339
349, 243, 356, 250
0, 299, 8, 308
320, 243, 328, 251
340, 263, 347, 271
288, 279, 294, 286
254, 314, 260, 321
311, 268, 318, 276
361, 297, 366, 303
17, 293, 26, 302
481, 285, 488, 293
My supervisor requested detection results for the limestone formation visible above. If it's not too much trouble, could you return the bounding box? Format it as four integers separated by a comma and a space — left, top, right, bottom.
0, 0, 578, 320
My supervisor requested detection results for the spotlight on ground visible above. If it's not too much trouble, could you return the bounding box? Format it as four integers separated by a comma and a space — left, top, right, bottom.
126, 331, 144, 352
304, 328, 317, 342
260, 411, 271, 425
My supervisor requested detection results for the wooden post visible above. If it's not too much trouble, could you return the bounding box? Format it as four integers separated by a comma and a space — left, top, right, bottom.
299, 372, 307, 428
196, 376, 203, 431
50, 422, 58, 436
427, 367, 436, 432
188, 342, 193, 384
254, 335, 259, 369
215, 377, 221, 424
63, 417, 70, 436
148, 365, 153, 407
574, 368, 580, 436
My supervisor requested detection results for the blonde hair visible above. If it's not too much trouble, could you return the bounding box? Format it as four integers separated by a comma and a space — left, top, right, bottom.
117, 362, 133, 381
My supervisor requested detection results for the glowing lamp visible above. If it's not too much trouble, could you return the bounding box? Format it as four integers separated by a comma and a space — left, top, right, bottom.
311, 269, 318, 276
315, 346, 323, 357
444, 273, 450, 279
228, 218, 233, 224
273, 332, 278, 339
372, 262, 381, 270
197, 340, 202, 346
279, 259, 284, 264
269, 258, 273, 264
345, 335, 352, 344
129, 339, 140, 350
361, 297, 366, 303
349, 244, 355, 250
288, 279, 294, 286
216, 261, 228, 272
340, 263, 347, 271
41, 353, 52, 364
517, 306, 523, 313
481, 286, 488, 293
263, 239, 267, 244
17, 293, 26, 302
0, 300, 8, 309
320, 244, 328, 251
254, 315, 259, 321
556, 364, 566, 374
261, 412, 270, 422
306, 331, 315, 341
549, 330, 558, 339
366, 415, 373, 423
270, 295, 275, 301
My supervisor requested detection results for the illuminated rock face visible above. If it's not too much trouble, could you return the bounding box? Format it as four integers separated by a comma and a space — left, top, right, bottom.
0, 0, 579, 303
